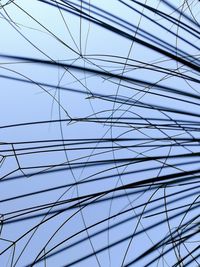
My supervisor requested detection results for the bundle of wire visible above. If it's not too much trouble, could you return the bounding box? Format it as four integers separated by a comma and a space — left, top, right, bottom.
0, 0, 200, 266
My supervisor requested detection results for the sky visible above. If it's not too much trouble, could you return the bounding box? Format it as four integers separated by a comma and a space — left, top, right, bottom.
0, 0, 200, 266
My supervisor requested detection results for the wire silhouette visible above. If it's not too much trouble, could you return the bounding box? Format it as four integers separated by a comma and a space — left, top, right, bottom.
0, 0, 200, 266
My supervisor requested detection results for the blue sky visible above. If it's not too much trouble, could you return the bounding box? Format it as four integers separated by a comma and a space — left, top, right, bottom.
0, 0, 200, 266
